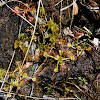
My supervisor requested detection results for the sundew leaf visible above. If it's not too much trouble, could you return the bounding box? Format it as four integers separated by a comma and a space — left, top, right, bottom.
56, 55, 60, 60
20, 80, 24, 86
70, 55, 75, 60
67, 43, 72, 47
32, 77, 36, 81
85, 46, 92, 52
23, 73, 28, 78
7, 93, 11, 97
54, 67, 58, 72
28, 16, 34, 22
13, 6, 20, 15
14, 82, 18, 86
67, 50, 72, 54
59, 50, 62, 56
17, 86, 20, 90
44, 52, 47, 57
19, 33, 25, 39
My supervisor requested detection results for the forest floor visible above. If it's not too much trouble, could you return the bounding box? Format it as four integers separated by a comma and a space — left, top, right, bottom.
0, 0, 100, 100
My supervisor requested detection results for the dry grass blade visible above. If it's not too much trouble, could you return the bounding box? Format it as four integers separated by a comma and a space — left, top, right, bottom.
21, 0, 41, 68
61, 0, 77, 11
0, 0, 18, 6
0, 50, 15, 90
71, 81, 93, 99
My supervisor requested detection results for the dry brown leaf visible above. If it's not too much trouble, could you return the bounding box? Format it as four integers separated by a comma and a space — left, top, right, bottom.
73, 1, 78, 15
63, 27, 74, 37
34, 48, 40, 62
22, 62, 33, 70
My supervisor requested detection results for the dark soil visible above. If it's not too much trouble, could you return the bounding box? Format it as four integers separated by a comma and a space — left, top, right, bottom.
0, 3, 29, 69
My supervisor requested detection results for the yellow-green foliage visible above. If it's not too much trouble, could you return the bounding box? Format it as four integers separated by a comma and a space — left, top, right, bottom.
0, 68, 6, 79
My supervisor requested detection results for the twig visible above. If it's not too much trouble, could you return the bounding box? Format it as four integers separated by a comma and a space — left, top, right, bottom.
18, 19, 23, 39
8, 0, 41, 98
21, 0, 41, 68
0, 0, 18, 6
54, 0, 63, 7
70, 0, 75, 28
83, 26, 92, 35
59, 0, 62, 36
67, 0, 71, 19
61, 0, 77, 11
0, 89, 78, 100
71, 81, 93, 99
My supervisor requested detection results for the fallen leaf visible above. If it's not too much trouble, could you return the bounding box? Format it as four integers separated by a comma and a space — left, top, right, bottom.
23, 41, 29, 47
22, 62, 33, 70
73, 1, 78, 15
34, 48, 40, 62
91, 38, 99, 49
63, 27, 74, 37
